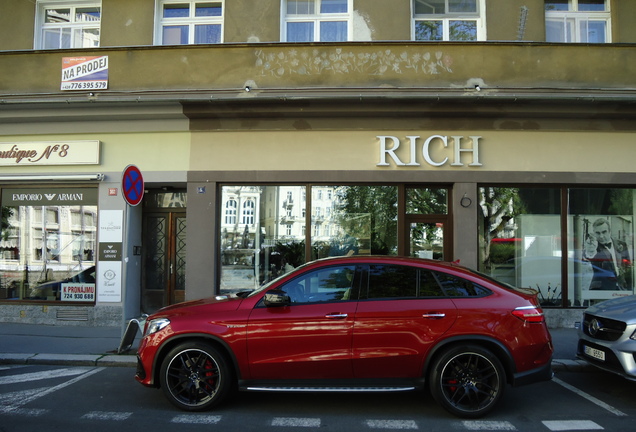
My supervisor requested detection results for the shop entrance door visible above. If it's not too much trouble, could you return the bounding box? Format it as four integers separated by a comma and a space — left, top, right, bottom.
401, 186, 451, 260
141, 211, 186, 313
405, 217, 450, 260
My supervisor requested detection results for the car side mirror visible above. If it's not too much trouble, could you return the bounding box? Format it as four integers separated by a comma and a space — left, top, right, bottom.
263, 289, 291, 307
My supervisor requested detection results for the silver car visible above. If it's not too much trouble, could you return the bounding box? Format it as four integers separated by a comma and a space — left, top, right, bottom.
577, 295, 636, 381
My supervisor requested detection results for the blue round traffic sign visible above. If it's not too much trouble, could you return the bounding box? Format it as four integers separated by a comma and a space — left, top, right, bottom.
122, 165, 144, 206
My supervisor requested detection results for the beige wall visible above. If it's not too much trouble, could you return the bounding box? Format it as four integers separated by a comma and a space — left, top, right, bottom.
190, 130, 636, 174
486, 0, 546, 42
3, 42, 635, 96
225, 0, 281, 43
101, 0, 155, 47
0, 1, 35, 50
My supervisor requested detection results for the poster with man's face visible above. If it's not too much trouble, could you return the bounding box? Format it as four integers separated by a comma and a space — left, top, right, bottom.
579, 216, 633, 303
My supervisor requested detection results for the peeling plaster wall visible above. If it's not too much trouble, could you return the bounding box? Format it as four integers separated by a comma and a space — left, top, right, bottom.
352, 11, 373, 41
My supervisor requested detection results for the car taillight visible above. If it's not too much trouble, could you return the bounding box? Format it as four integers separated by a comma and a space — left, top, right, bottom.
512, 306, 545, 323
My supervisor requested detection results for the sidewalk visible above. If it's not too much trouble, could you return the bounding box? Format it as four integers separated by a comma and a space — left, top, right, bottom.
0, 322, 591, 371
0, 322, 138, 367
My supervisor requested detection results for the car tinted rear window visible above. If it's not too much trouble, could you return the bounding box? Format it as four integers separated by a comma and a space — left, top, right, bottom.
368, 264, 417, 298
433, 271, 492, 297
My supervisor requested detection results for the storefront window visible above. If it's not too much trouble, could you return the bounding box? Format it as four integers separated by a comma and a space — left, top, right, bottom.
0, 188, 98, 302
480, 186, 636, 308
311, 185, 398, 260
219, 185, 398, 295
479, 187, 562, 307
568, 188, 634, 306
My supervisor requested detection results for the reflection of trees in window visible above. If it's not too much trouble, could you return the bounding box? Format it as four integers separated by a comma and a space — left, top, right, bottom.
1, 207, 13, 240
449, 20, 477, 40
479, 187, 524, 265
407, 188, 447, 214
335, 186, 397, 255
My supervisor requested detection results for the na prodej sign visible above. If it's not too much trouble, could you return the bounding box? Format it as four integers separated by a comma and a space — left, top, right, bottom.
61, 56, 109, 91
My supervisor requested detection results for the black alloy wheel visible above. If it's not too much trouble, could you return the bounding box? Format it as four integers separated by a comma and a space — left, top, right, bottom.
429, 345, 505, 418
160, 342, 231, 411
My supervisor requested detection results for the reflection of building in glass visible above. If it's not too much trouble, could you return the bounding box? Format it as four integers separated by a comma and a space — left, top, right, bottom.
0, 205, 97, 301
220, 185, 353, 292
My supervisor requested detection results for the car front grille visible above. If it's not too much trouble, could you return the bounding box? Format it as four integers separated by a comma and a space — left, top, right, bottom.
582, 313, 627, 342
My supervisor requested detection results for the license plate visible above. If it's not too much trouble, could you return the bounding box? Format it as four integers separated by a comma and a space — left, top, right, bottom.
584, 345, 606, 361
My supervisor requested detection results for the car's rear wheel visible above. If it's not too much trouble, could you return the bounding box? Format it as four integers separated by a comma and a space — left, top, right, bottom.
429, 345, 505, 418
160, 342, 231, 411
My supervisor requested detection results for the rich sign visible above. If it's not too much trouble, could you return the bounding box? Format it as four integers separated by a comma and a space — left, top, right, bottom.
377, 135, 482, 167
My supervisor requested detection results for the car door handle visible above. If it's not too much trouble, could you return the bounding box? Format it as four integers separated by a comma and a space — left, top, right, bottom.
422, 313, 446, 319
325, 313, 348, 319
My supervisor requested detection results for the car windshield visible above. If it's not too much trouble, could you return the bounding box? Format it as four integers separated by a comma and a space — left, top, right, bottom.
246, 271, 293, 298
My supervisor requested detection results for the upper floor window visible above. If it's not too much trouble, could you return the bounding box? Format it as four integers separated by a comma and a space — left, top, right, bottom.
545, 0, 610, 43
157, 1, 223, 45
36, 1, 101, 49
283, 0, 351, 42
413, 0, 484, 41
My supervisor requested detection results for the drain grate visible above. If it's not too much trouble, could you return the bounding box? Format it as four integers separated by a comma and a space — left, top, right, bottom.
56, 309, 89, 321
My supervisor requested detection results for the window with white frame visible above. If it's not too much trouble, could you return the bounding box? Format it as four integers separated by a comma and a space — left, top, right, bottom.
36, 1, 101, 49
157, 1, 223, 45
545, 0, 610, 43
225, 199, 237, 224
242, 199, 255, 225
413, 0, 484, 42
283, 0, 351, 42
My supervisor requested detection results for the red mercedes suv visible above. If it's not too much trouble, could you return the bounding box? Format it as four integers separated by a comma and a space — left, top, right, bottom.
135, 256, 553, 418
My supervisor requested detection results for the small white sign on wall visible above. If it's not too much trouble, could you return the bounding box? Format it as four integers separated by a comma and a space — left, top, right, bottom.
97, 210, 123, 303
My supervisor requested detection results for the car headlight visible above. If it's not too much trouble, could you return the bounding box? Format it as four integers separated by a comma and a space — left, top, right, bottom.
630, 329, 636, 341
144, 317, 170, 336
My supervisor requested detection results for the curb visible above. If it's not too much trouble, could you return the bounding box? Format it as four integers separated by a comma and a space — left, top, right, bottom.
0, 353, 136, 368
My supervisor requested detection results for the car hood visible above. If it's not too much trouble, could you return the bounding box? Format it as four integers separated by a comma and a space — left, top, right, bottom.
153, 294, 243, 317
587, 295, 636, 325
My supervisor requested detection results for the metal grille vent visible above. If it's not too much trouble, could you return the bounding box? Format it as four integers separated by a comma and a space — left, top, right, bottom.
56, 309, 89, 321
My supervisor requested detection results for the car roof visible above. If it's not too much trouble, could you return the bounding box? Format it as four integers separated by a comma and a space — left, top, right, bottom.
305, 255, 464, 272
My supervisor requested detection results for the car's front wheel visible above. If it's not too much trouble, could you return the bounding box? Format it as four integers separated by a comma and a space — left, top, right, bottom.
429, 345, 505, 418
159, 342, 232, 411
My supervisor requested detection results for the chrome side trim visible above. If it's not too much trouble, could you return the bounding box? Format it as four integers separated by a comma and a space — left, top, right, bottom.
245, 386, 415, 393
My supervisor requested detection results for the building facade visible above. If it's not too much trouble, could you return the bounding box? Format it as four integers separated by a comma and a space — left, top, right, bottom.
1, 0, 635, 327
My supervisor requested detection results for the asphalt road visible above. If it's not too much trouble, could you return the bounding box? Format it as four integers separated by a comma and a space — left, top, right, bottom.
1, 364, 634, 432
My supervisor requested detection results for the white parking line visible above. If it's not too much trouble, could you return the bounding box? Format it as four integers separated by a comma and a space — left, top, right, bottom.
366, 420, 419, 429
272, 417, 321, 427
171, 414, 222, 424
0, 367, 95, 385
81, 411, 132, 421
542, 420, 604, 431
0, 367, 104, 415
552, 377, 627, 417
461, 420, 517, 430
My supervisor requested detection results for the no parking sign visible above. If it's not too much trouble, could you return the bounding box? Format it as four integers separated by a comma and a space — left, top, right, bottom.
122, 165, 144, 206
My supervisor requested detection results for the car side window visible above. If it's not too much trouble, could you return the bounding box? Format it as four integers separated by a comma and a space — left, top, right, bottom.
281, 265, 356, 304
367, 264, 417, 299
433, 271, 491, 297
419, 269, 446, 297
